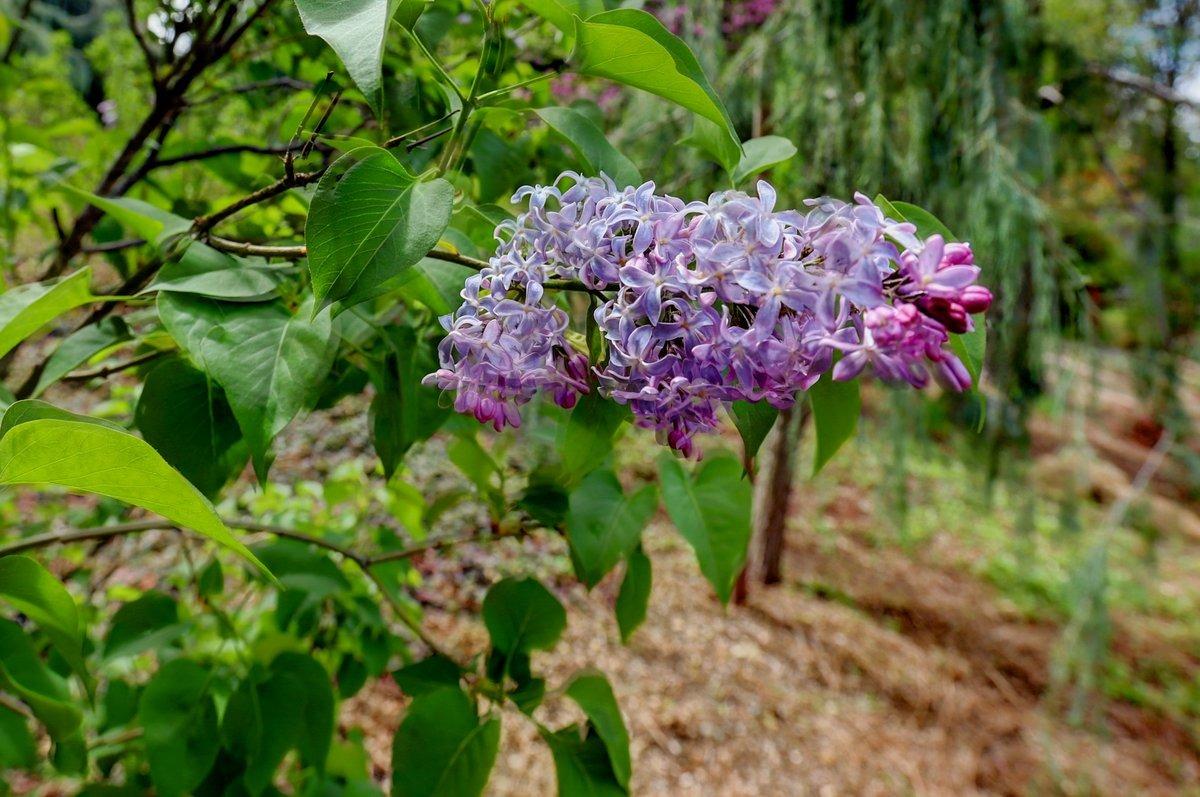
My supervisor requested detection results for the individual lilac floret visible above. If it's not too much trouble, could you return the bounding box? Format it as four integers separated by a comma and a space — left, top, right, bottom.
427, 172, 993, 456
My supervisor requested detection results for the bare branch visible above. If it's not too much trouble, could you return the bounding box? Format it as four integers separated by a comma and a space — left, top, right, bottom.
192, 168, 326, 234
1088, 64, 1200, 109
122, 0, 158, 78
61, 350, 168, 383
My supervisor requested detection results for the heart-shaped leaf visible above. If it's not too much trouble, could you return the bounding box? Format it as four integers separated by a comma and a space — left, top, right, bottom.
158, 294, 338, 480
657, 452, 751, 605
306, 147, 454, 311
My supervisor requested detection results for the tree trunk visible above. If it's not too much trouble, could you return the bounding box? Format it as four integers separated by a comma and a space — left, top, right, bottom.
758, 403, 809, 585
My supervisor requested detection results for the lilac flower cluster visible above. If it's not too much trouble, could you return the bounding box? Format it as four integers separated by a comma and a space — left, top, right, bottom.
425, 173, 992, 457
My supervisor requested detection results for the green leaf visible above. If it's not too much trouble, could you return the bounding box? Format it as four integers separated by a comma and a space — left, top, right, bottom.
565, 470, 656, 588
368, 327, 451, 478
540, 725, 627, 797
871, 195, 986, 387
270, 653, 335, 772
135, 357, 247, 499
59, 187, 190, 246
32, 317, 131, 397
0, 400, 267, 573
891, 200, 955, 241
0, 619, 81, 742
729, 400, 778, 468
657, 452, 751, 605
143, 244, 284, 302
950, 318, 987, 385
253, 539, 351, 598
733, 136, 798, 184
0, 705, 36, 770
0, 268, 96, 359
391, 686, 500, 797
242, 652, 337, 792
295, 0, 416, 113
614, 544, 651, 643
139, 659, 219, 797
683, 116, 742, 175
572, 10, 737, 151
534, 107, 641, 188
564, 672, 630, 788
158, 293, 338, 481
521, 0, 603, 35
808, 376, 859, 475
395, 257, 476, 315
306, 147, 454, 311
557, 391, 628, 487
393, 654, 463, 697
482, 576, 567, 656
103, 591, 184, 661
0, 556, 84, 678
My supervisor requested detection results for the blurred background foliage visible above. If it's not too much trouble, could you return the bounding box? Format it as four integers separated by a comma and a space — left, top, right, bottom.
1, 0, 1199, 792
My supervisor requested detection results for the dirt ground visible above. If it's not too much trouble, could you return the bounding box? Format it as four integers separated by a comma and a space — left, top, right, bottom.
336, 349, 1200, 797
340, 511, 1200, 796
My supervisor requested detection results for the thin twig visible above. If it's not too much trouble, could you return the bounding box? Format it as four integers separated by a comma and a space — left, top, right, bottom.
152, 142, 313, 170
0, 516, 490, 661
192, 168, 326, 233
61, 350, 167, 382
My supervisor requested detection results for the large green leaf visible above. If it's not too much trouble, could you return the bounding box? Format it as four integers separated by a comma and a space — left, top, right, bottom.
657, 452, 751, 605
950, 318, 987, 385
564, 672, 630, 789
0, 268, 95, 359
565, 470, 656, 588
306, 147, 454, 311
238, 652, 336, 792
0, 556, 84, 678
0, 400, 265, 572
729, 400, 778, 468
139, 659, 219, 797
31, 317, 131, 397
733, 136, 798, 184
59, 187, 190, 246
572, 10, 737, 150
872, 195, 985, 385
368, 327, 451, 478
157, 293, 338, 480
102, 591, 185, 661
482, 576, 567, 657
614, 544, 651, 643
395, 257, 476, 315
557, 391, 628, 487
808, 376, 859, 475
521, 0, 603, 35
0, 619, 82, 742
540, 725, 627, 797
295, 0, 425, 113
135, 357, 247, 499
0, 705, 36, 770
143, 243, 284, 302
391, 686, 500, 797
534, 107, 640, 188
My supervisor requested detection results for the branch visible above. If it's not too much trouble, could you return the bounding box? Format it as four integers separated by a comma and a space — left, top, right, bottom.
122, 0, 158, 77
1088, 65, 1200, 109
0, 515, 496, 661
189, 76, 313, 107
152, 142, 314, 170
192, 168, 326, 234
61, 350, 167, 382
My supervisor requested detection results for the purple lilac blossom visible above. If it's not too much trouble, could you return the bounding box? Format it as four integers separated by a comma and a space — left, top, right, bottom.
424, 172, 993, 457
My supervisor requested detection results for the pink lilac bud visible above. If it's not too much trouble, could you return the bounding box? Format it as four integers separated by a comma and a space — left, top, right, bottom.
427, 173, 992, 457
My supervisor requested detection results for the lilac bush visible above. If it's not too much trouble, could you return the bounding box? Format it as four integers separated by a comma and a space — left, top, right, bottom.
426, 173, 992, 458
